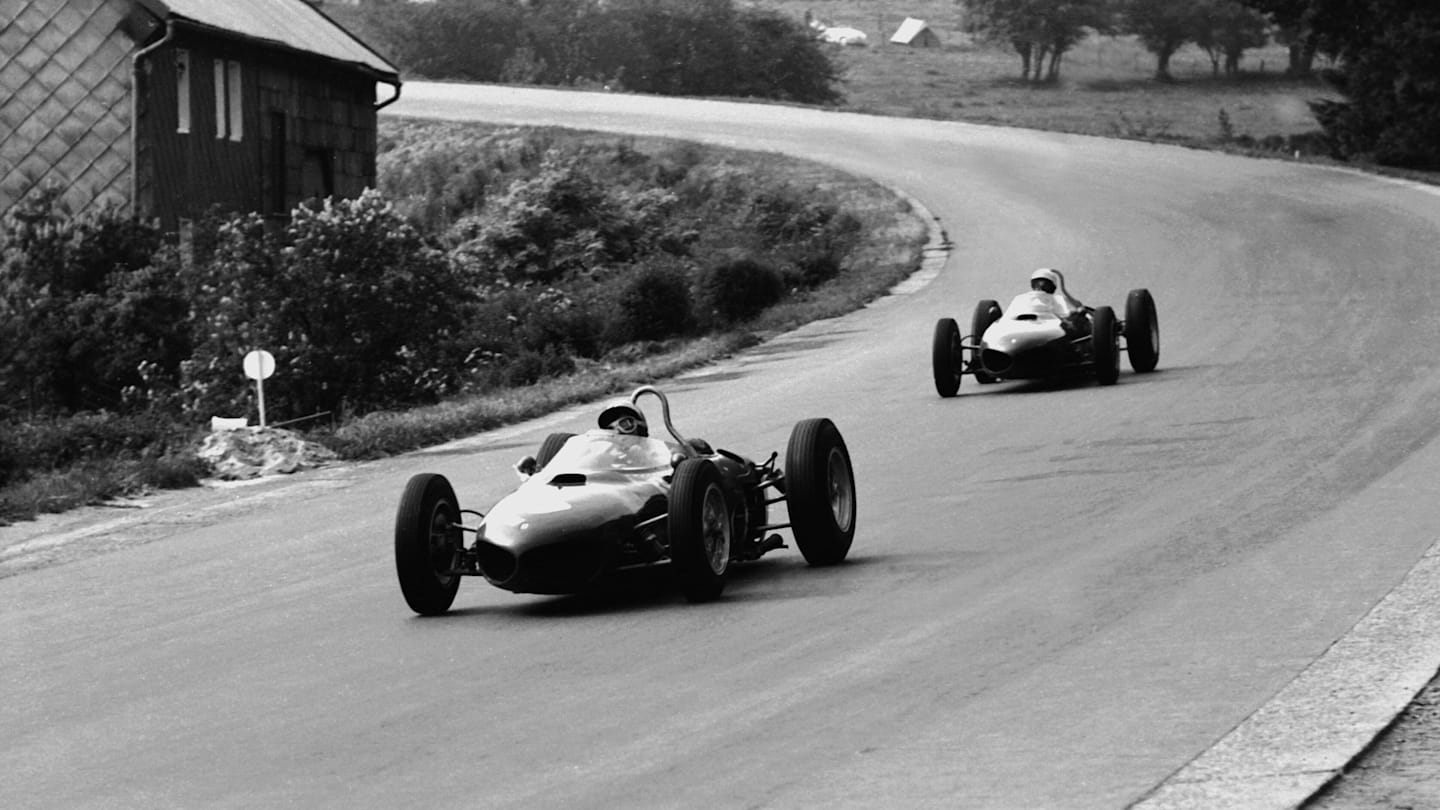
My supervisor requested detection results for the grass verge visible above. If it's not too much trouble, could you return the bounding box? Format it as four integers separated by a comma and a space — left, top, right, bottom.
0, 141, 927, 524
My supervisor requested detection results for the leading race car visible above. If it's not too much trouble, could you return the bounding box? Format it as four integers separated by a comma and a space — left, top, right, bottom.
394, 385, 857, 614
932, 282, 1159, 397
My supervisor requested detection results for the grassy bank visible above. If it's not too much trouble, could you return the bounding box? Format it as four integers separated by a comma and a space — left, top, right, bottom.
0, 130, 927, 524
318, 129, 929, 460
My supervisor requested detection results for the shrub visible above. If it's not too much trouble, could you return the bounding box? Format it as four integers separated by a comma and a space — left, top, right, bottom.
698, 257, 785, 325
609, 262, 695, 343
450, 151, 686, 286
0, 410, 198, 483
180, 192, 474, 420
502, 347, 576, 387
0, 189, 186, 415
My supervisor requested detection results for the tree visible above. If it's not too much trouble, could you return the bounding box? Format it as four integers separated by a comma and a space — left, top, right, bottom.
1118, 0, 1208, 81
1239, 0, 1321, 76
966, 0, 1114, 83
1307, 0, 1440, 168
1195, 0, 1270, 76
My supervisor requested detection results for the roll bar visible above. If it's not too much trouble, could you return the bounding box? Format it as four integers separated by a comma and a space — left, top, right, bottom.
630, 385, 698, 459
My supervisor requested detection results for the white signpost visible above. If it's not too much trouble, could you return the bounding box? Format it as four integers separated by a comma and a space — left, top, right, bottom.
243, 349, 276, 427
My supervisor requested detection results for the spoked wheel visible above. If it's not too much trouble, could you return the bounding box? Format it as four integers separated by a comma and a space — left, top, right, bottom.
535, 432, 575, 470
970, 300, 1002, 384
669, 459, 732, 603
932, 318, 963, 397
1125, 288, 1160, 373
394, 473, 463, 616
1092, 305, 1120, 386
785, 418, 857, 566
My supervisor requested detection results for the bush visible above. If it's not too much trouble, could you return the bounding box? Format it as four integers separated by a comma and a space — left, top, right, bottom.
450, 151, 681, 285
180, 192, 475, 419
0, 189, 187, 415
502, 347, 577, 387
0, 411, 199, 485
610, 262, 695, 343
698, 257, 785, 325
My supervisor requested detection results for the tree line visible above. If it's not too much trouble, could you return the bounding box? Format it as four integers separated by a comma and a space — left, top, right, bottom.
335, 0, 1436, 167
333, 0, 840, 104
965, 0, 1439, 168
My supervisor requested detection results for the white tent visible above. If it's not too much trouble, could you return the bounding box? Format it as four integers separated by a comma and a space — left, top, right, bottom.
889, 17, 940, 47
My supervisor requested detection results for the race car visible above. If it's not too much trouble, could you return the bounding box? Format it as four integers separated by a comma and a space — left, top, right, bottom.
932, 285, 1159, 396
394, 385, 857, 614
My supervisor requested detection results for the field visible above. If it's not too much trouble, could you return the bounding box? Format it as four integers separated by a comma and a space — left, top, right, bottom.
767, 0, 1337, 146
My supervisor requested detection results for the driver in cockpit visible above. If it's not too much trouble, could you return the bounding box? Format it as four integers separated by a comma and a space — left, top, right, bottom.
597, 402, 649, 437
1028, 267, 1091, 335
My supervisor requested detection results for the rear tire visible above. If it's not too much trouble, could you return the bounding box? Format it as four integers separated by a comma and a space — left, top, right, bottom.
1125, 288, 1160, 373
932, 318, 963, 397
669, 460, 731, 603
395, 473, 463, 616
970, 300, 1002, 384
1093, 306, 1120, 386
535, 432, 575, 469
785, 418, 857, 566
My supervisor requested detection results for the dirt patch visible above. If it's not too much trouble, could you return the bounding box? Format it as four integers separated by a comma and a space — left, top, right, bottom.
197, 427, 338, 481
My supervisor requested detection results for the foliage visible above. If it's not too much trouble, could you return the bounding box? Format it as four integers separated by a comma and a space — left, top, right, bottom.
1239, 0, 1322, 75
448, 150, 683, 286
376, 124, 555, 230
0, 188, 189, 416
1118, 0, 1212, 81
179, 191, 474, 419
1306, 0, 1440, 168
965, 0, 1115, 82
337, 0, 840, 104
610, 260, 696, 343
0, 123, 911, 521
1195, 1, 1270, 76
747, 191, 862, 286
697, 256, 785, 326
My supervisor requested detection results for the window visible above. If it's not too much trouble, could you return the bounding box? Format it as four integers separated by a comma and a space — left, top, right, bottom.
212, 60, 224, 138
176, 50, 190, 133
228, 61, 243, 141
214, 59, 243, 141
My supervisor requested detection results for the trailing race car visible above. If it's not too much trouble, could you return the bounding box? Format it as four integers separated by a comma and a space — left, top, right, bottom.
394, 385, 857, 614
932, 279, 1159, 397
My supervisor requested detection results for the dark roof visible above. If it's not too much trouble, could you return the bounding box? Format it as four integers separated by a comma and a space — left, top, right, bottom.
140, 0, 399, 79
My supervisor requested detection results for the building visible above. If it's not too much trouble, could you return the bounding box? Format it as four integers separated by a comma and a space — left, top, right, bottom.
1, 0, 402, 232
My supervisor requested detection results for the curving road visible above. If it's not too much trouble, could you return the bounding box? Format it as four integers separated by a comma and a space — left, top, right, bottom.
5, 83, 1440, 809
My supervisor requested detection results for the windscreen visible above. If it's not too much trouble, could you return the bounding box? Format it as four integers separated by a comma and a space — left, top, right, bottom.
546, 432, 674, 473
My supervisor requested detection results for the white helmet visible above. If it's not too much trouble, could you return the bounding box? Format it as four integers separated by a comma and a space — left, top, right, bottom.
597, 401, 648, 436
1030, 267, 1062, 294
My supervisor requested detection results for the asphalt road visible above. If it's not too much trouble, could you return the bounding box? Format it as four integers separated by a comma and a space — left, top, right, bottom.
4, 84, 1440, 810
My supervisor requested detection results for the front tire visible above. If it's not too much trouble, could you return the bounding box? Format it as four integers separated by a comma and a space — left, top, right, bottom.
932, 318, 963, 397
1125, 288, 1160, 373
970, 300, 1002, 384
395, 473, 463, 616
785, 418, 857, 566
669, 459, 732, 603
1092, 306, 1120, 386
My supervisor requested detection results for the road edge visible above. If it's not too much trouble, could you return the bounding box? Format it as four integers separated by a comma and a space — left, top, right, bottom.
1131, 539, 1440, 810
